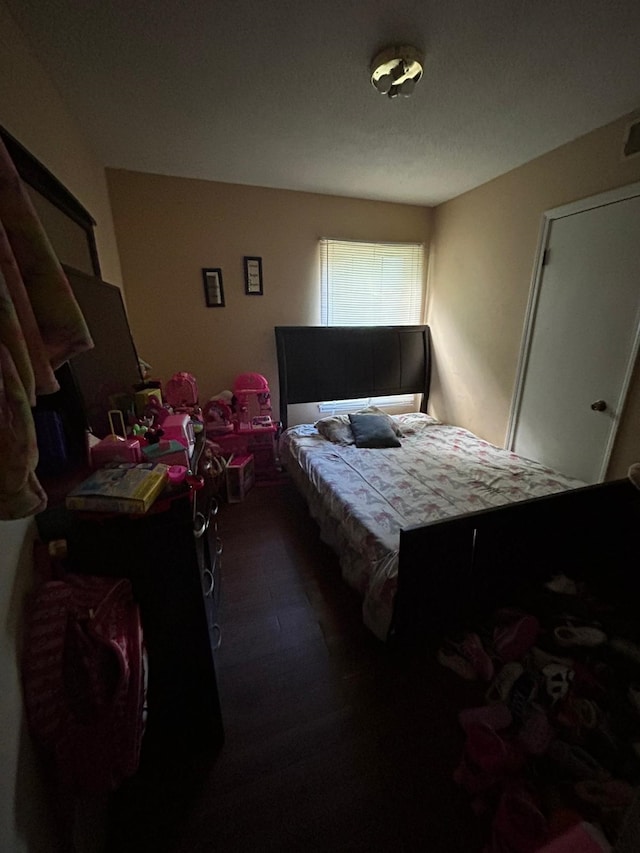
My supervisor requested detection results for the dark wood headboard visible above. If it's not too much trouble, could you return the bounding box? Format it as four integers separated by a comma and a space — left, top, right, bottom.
274, 325, 431, 428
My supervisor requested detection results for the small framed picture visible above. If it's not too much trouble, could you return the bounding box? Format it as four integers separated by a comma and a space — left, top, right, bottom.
202, 268, 225, 307
244, 256, 263, 295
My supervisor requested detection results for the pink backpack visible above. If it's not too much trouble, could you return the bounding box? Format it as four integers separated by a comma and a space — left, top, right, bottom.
22, 573, 146, 793
165, 371, 199, 409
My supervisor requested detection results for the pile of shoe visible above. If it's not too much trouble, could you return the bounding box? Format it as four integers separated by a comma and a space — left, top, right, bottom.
438, 574, 640, 851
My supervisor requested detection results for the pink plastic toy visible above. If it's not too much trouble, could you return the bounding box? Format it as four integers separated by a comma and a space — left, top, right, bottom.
165, 372, 199, 410
167, 465, 188, 485
90, 435, 143, 469
90, 410, 143, 468
202, 398, 234, 435
232, 373, 272, 432
162, 413, 195, 454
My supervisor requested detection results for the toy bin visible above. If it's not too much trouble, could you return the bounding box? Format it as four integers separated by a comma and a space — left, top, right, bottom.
225, 454, 255, 503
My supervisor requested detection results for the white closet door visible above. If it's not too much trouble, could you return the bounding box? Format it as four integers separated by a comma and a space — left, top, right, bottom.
511, 192, 640, 484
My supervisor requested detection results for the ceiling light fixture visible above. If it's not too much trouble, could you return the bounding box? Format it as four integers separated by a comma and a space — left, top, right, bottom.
370, 45, 424, 99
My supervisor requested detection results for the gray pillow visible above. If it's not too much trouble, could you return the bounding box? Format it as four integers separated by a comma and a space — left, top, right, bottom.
359, 406, 404, 436
315, 406, 403, 444
348, 413, 402, 448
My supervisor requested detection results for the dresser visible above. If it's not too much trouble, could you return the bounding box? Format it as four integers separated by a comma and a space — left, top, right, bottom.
36, 463, 224, 770
63, 497, 223, 761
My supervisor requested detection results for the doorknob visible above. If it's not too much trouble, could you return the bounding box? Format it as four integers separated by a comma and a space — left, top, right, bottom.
590, 400, 607, 412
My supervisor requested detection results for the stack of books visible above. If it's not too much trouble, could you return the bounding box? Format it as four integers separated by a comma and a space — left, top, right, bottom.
65, 463, 170, 514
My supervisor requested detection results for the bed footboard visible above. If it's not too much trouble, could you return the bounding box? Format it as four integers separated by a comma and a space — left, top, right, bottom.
391, 478, 640, 642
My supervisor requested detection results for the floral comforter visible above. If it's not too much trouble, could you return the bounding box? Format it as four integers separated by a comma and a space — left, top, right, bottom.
279, 413, 584, 641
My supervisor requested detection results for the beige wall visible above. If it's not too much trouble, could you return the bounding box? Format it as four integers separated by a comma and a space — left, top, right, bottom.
106, 169, 433, 420
0, 2, 122, 850
0, 2, 122, 287
428, 112, 640, 477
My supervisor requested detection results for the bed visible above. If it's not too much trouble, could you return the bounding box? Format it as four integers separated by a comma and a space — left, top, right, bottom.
275, 325, 640, 643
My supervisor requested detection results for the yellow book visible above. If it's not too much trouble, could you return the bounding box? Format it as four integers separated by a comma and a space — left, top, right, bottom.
66, 463, 170, 514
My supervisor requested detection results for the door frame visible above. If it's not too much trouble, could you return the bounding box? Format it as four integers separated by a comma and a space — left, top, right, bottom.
506, 180, 640, 481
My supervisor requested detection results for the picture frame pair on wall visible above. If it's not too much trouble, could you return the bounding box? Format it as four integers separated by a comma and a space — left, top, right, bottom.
202, 256, 263, 307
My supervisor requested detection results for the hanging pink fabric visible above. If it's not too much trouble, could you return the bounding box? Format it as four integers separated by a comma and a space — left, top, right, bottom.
0, 136, 94, 518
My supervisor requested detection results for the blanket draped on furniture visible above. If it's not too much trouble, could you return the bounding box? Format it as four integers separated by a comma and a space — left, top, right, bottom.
0, 137, 93, 519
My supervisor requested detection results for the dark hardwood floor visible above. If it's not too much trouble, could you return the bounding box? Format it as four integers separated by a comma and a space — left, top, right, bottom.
113, 479, 486, 852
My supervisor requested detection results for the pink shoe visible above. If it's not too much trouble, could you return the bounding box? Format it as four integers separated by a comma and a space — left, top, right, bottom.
493, 614, 540, 663
556, 696, 601, 737
537, 821, 612, 852
459, 702, 513, 734
574, 778, 635, 812
453, 632, 494, 682
488, 782, 548, 853
546, 740, 610, 781
486, 662, 524, 705
517, 703, 555, 756
437, 646, 477, 680
554, 625, 607, 648
464, 721, 523, 778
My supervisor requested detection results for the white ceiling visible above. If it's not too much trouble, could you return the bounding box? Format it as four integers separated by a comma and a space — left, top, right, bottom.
7, 0, 640, 206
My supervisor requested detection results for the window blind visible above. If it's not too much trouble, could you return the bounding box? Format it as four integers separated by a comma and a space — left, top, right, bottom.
320, 239, 424, 326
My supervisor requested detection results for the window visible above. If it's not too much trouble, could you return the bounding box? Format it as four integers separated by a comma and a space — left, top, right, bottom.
318, 238, 425, 411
